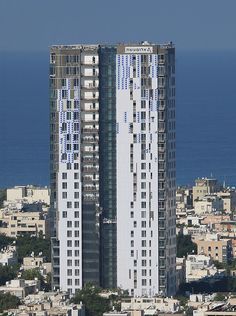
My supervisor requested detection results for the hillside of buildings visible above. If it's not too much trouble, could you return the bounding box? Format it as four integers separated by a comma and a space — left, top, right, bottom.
2, 179, 236, 315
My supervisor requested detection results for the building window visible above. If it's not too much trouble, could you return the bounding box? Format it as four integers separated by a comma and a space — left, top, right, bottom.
74, 173, 79, 179
74, 192, 79, 199
67, 269, 72, 276
62, 211, 67, 218
74, 202, 79, 208
67, 279, 72, 286
141, 172, 146, 179
74, 182, 79, 189
75, 240, 79, 247
67, 240, 72, 247
141, 202, 146, 208
67, 221, 72, 228
142, 240, 146, 247
75, 260, 80, 266
141, 192, 146, 199
141, 221, 146, 228
75, 231, 79, 237
67, 231, 72, 237
67, 260, 72, 266
67, 250, 72, 257
62, 182, 67, 189
141, 211, 146, 218
62, 173, 67, 179
75, 250, 80, 256
75, 211, 79, 218
141, 182, 146, 189
141, 231, 146, 237
141, 163, 146, 170
74, 221, 79, 228
75, 269, 80, 276
67, 202, 72, 208
62, 192, 67, 199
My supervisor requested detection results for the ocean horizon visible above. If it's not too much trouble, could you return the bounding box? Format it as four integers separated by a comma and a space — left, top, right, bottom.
0, 50, 236, 188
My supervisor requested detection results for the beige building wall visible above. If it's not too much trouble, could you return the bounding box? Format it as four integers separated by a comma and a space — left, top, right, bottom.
192, 178, 219, 206
6, 186, 50, 205
7, 187, 26, 201
0, 211, 49, 238
217, 190, 236, 213
196, 239, 232, 263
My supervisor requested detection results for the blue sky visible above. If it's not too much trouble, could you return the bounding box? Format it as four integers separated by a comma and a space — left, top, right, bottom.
1, 0, 236, 52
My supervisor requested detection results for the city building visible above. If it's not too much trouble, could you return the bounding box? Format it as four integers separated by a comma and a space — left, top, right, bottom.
195, 234, 232, 263
0, 210, 49, 238
6, 292, 85, 316
192, 178, 220, 206
23, 256, 52, 275
0, 279, 40, 299
121, 297, 180, 314
0, 245, 17, 266
7, 185, 50, 205
194, 195, 224, 215
217, 189, 236, 213
185, 254, 225, 283
50, 42, 176, 296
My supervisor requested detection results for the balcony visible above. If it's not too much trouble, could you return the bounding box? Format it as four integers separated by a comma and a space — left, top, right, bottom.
81, 84, 99, 90
83, 167, 99, 173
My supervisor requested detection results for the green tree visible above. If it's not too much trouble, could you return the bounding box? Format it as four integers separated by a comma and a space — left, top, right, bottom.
214, 293, 226, 301
16, 235, 51, 263
177, 234, 197, 257
0, 189, 6, 208
0, 234, 15, 250
0, 264, 19, 286
0, 292, 20, 312
71, 283, 111, 316
21, 268, 42, 280
21, 268, 51, 292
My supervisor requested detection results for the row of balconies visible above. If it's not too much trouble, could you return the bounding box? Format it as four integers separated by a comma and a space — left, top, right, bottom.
82, 166, 99, 173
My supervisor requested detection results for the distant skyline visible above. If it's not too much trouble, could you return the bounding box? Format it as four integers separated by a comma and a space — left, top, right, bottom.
0, 0, 236, 52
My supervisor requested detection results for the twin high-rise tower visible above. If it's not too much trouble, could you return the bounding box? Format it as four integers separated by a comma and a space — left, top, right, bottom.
50, 42, 176, 297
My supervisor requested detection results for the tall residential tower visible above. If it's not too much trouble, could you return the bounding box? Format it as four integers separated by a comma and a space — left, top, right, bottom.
50, 42, 176, 297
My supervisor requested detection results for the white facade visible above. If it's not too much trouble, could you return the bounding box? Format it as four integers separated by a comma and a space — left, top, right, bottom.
116, 44, 176, 296
116, 53, 159, 296
50, 43, 176, 296
56, 76, 83, 293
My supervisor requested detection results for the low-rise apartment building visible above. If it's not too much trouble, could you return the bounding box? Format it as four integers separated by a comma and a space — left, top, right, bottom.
195, 195, 224, 215
7, 185, 50, 205
0, 279, 40, 299
185, 254, 225, 282
0, 210, 49, 237
121, 297, 180, 314
6, 292, 85, 316
196, 235, 232, 263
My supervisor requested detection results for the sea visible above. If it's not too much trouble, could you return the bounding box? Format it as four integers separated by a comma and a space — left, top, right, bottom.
0, 50, 236, 188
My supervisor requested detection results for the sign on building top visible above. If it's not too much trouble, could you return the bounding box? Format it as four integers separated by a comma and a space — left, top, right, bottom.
125, 46, 153, 54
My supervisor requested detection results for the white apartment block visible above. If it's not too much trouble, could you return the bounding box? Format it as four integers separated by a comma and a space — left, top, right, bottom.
50, 42, 176, 296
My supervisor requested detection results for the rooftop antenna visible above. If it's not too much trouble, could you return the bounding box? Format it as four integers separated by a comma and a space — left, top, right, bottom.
223, 177, 226, 189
